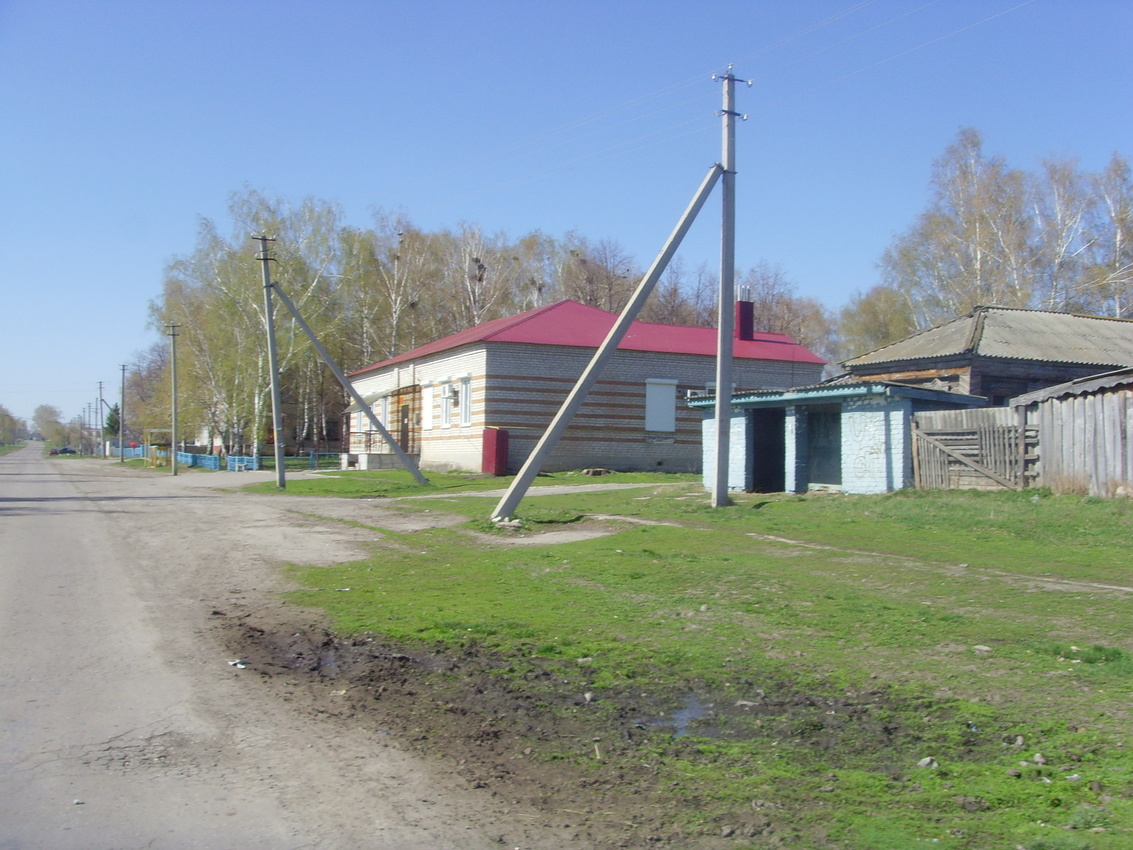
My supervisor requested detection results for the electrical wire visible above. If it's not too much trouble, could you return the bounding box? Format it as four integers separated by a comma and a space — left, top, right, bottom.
413, 0, 1039, 217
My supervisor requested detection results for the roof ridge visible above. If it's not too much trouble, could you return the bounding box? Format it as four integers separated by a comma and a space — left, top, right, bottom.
479, 299, 592, 341
842, 311, 970, 365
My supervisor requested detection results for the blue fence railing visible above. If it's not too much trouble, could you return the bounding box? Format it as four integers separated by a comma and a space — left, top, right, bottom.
118, 451, 340, 472
176, 452, 221, 470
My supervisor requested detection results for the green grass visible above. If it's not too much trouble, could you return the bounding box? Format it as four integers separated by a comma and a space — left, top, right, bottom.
281, 481, 1133, 848
243, 466, 698, 498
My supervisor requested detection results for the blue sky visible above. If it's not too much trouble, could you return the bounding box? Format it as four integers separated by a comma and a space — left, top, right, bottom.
2, 0, 1130, 423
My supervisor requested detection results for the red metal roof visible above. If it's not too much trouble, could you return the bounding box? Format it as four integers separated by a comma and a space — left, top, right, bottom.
351, 300, 824, 375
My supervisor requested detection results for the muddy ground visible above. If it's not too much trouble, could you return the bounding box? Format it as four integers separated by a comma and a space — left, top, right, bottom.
205, 485, 935, 849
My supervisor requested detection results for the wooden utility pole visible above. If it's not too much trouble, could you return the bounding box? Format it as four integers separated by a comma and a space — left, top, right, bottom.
255, 235, 286, 489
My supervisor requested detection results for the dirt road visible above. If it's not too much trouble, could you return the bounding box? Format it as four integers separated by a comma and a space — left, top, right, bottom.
0, 443, 585, 849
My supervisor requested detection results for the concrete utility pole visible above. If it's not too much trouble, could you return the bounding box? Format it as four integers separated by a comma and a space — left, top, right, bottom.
97, 382, 105, 457
711, 66, 748, 508
255, 235, 287, 489
491, 164, 723, 521
167, 324, 179, 476
120, 364, 126, 463
268, 282, 429, 486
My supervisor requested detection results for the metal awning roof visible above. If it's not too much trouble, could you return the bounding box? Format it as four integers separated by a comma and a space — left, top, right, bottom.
688, 378, 987, 410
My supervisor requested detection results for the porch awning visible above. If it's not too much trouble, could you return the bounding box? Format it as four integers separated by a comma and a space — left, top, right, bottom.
346, 392, 384, 413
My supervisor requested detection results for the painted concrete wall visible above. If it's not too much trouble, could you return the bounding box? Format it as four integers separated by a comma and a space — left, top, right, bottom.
840, 395, 912, 494
785, 405, 806, 494
700, 410, 751, 492
703, 393, 916, 495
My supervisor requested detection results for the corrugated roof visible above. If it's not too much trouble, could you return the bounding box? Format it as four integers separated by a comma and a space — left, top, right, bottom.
352, 300, 824, 376
844, 307, 1133, 369
687, 376, 986, 408
1011, 366, 1133, 406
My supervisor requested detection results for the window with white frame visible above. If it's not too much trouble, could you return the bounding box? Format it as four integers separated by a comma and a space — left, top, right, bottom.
644, 378, 678, 432
459, 377, 471, 426
421, 385, 434, 430
440, 382, 454, 427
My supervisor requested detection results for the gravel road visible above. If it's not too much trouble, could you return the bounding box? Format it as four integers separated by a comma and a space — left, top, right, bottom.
0, 443, 578, 850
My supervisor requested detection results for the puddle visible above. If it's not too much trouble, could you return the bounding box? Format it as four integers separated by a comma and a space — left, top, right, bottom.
641, 694, 716, 738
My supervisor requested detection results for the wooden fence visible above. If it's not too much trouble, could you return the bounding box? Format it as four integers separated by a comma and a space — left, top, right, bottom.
912, 408, 1039, 491
1023, 382, 1132, 497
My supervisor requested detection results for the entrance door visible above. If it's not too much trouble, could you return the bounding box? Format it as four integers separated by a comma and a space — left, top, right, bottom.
749, 408, 786, 492
806, 405, 842, 487
398, 404, 410, 452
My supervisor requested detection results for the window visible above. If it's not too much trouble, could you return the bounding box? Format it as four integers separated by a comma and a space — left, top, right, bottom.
645, 379, 677, 432
421, 385, 433, 430
440, 382, 454, 427
459, 377, 472, 426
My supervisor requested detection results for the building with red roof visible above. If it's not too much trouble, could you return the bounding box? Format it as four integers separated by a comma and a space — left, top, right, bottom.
344, 299, 824, 474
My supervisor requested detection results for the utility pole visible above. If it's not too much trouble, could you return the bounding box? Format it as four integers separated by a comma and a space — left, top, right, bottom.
255, 235, 286, 489
97, 381, 105, 457
120, 364, 126, 463
711, 66, 748, 508
491, 164, 722, 521
167, 324, 179, 476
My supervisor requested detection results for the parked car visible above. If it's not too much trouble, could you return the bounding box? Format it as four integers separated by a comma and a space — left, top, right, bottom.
49, 448, 59, 455
58, 447, 77, 454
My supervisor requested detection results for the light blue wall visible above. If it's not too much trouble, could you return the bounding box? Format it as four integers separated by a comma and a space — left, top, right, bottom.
785, 405, 806, 493
840, 395, 912, 493
700, 410, 751, 492
702, 393, 916, 495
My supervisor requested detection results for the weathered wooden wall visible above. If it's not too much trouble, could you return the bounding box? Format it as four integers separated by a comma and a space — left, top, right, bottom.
1028, 386, 1132, 497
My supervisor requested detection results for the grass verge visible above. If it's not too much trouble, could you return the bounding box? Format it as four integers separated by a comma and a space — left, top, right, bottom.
283, 478, 1133, 848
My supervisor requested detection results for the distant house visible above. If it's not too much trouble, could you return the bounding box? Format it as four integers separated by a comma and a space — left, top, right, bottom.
842, 306, 1133, 405
344, 299, 824, 474
696, 306, 1133, 496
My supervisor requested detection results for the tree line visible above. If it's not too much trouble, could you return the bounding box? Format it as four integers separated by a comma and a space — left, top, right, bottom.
138, 187, 834, 454
841, 129, 1132, 356
117, 129, 1127, 454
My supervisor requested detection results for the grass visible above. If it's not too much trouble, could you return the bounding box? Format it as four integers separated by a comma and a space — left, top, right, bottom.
243, 466, 698, 498
278, 475, 1133, 848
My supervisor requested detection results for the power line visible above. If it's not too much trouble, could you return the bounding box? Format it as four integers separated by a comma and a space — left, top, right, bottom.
760, 0, 1039, 111
407, 0, 1040, 220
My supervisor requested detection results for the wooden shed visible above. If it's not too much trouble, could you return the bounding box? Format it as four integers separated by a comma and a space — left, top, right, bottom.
1011, 368, 1133, 497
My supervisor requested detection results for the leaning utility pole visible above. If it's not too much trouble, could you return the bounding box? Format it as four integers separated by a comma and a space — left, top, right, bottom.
712, 67, 743, 507
167, 323, 179, 476
269, 282, 429, 486
255, 235, 287, 489
491, 67, 748, 520
491, 164, 723, 521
